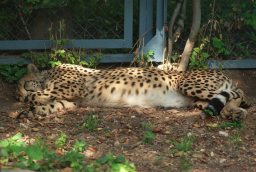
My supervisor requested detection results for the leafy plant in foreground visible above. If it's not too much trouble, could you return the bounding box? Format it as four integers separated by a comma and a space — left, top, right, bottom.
0, 65, 27, 83
0, 133, 136, 171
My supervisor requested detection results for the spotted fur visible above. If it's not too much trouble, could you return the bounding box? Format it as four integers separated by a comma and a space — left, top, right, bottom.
16, 64, 249, 120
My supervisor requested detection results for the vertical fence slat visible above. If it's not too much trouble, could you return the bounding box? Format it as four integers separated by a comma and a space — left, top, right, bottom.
124, 0, 133, 47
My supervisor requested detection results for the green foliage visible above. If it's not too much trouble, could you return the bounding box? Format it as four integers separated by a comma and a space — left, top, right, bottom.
82, 113, 100, 132
0, 65, 27, 83
55, 132, 68, 148
212, 37, 231, 57
23, 50, 101, 69
21, 19, 101, 69
81, 53, 102, 69
189, 38, 209, 69
72, 140, 87, 152
172, 136, 194, 153
133, 50, 155, 67
202, 108, 215, 117
141, 122, 155, 144
92, 154, 136, 172
219, 121, 244, 129
143, 130, 155, 144
0, 133, 135, 171
61, 150, 85, 171
179, 156, 192, 171
228, 133, 243, 147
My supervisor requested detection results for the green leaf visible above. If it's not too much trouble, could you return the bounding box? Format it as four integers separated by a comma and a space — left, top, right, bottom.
97, 154, 113, 164
25, 144, 44, 160
111, 163, 136, 172
72, 140, 86, 152
0, 133, 23, 147
114, 155, 125, 163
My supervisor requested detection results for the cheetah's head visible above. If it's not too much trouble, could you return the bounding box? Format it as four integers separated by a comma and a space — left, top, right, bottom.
16, 64, 45, 102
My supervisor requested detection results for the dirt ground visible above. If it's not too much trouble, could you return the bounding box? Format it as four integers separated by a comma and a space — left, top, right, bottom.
0, 70, 256, 172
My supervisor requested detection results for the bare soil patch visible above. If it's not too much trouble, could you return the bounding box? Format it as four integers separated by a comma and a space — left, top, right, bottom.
0, 70, 256, 172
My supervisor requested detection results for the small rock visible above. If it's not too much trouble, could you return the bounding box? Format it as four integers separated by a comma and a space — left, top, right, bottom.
192, 153, 203, 159
219, 158, 226, 163
192, 123, 200, 128
131, 115, 136, 118
20, 123, 28, 129
219, 131, 229, 137
114, 140, 120, 147
200, 149, 205, 152
31, 128, 40, 132
210, 151, 214, 157
167, 109, 179, 114
152, 127, 162, 133
175, 151, 186, 157
164, 130, 171, 135
187, 132, 192, 137
84, 147, 97, 159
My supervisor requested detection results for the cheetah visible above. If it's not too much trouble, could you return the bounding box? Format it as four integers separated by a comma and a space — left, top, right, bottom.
16, 63, 249, 120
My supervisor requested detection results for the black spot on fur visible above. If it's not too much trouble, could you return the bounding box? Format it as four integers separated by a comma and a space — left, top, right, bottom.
196, 90, 202, 94
111, 87, 116, 93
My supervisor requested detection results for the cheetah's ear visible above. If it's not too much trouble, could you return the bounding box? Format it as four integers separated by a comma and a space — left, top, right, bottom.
27, 64, 39, 73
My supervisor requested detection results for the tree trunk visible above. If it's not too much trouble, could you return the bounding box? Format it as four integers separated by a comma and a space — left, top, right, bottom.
177, 0, 201, 71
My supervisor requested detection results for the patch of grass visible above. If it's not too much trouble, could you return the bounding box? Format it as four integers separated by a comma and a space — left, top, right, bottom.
82, 113, 100, 131
173, 136, 194, 153
143, 130, 155, 144
179, 156, 192, 171
0, 133, 136, 172
229, 133, 243, 148
219, 121, 244, 129
141, 121, 155, 144
141, 121, 154, 130
202, 108, 215, 116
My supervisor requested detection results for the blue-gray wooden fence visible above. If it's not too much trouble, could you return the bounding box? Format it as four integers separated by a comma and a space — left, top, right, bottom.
0, 0, 255, 68
0, 0, 166, 64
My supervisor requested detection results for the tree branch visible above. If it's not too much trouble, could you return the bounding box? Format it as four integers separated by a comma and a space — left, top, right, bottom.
178, 0, 201, 71
16, 5, 32, 40
173, 0, 187, 42
167, 0, 183, 62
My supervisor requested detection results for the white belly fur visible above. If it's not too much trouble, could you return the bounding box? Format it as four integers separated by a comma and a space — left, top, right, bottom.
121, 91, 193, 108
85, 90, 194, 108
